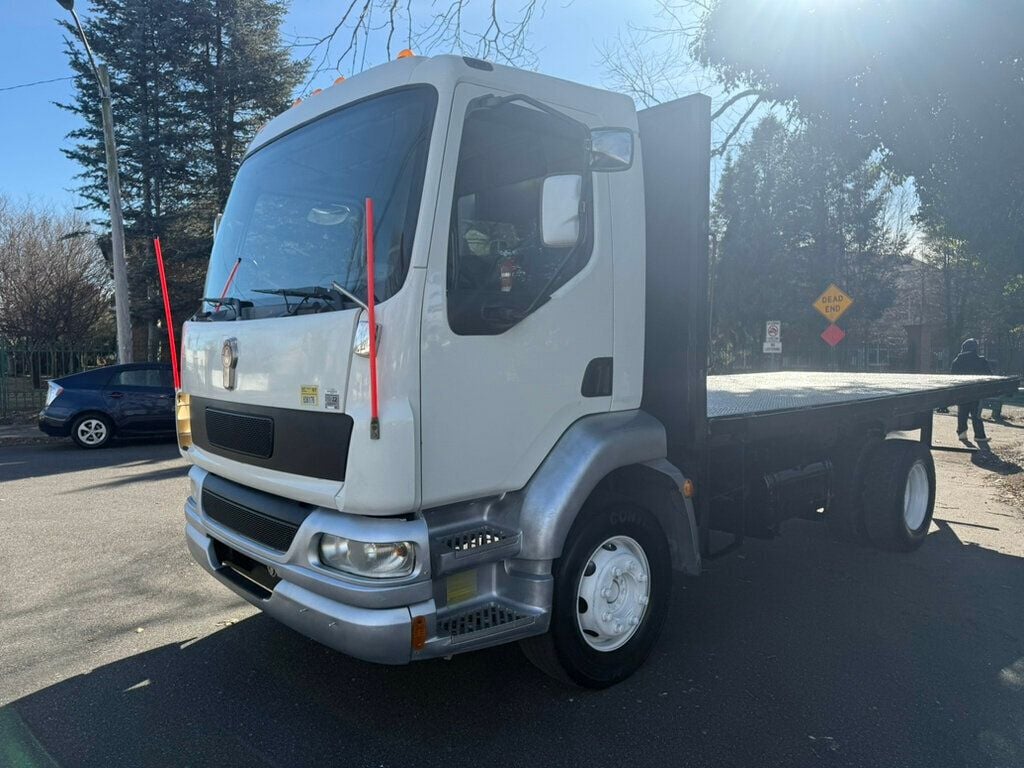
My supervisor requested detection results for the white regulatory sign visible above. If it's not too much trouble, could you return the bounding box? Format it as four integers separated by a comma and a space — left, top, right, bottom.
764, 320, 782, 353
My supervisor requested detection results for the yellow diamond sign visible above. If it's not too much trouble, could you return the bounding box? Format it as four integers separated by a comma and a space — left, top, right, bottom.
813, 283, 853, 322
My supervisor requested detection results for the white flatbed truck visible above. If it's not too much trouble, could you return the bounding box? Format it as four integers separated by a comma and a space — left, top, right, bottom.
177, 54, 1018, 687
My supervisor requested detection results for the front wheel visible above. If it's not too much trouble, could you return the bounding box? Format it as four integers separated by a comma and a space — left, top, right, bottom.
520, 501, 672, 688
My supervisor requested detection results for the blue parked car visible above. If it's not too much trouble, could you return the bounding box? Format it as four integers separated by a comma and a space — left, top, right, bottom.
38, 362, 175, 448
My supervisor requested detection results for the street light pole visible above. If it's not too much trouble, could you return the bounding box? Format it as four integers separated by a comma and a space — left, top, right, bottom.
58, 0, 132, 364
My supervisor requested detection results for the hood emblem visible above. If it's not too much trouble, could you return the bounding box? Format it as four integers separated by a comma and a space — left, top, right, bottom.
222, 338, 239, 390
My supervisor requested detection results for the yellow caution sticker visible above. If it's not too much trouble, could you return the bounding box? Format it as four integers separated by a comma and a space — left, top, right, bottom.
300, 385, 319, 407
446, 570, 477, 605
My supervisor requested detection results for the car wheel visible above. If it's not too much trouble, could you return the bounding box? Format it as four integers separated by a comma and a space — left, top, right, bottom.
71, 414, 113, 449
520, 500, 672, 688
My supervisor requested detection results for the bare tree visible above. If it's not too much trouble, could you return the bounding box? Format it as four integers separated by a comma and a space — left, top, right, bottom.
599, 1, 770, 158
291, 0, 543, 89
0, 196, 112, 358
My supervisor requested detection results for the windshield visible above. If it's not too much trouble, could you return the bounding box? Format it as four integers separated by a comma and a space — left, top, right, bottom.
202, 86, 437, 318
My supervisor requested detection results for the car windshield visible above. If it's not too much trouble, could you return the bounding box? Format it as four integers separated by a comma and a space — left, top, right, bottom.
202, 86, 437, 318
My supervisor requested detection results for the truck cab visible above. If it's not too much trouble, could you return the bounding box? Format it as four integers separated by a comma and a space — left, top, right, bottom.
180, 55, 694, 687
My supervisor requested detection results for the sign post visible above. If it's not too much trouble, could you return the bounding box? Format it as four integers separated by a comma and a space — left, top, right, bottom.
814, 284, 852, 360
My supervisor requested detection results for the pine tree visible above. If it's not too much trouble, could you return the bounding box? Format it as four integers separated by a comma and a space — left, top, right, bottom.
59, 0, 306, 358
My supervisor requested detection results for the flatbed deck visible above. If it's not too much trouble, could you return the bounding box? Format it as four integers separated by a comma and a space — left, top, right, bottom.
707, 372, 1019, 440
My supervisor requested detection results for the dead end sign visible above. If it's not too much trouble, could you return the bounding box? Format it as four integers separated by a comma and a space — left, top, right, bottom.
813, 284, 853, 322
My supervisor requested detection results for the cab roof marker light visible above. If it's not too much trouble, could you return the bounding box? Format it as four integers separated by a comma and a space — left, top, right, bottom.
310, 88, 323, 97
333, 76, 346, 85
291, 97, 302, 108
397, 48, 415, 59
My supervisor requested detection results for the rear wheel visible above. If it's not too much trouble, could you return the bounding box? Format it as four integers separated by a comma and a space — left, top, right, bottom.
862, 439, 936, 552
71, 414, 113, 449
520, 500, 671, 688
826, 434, 883, 544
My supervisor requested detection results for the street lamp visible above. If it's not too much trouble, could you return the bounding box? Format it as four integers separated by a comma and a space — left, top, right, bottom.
56, 0, 132, 364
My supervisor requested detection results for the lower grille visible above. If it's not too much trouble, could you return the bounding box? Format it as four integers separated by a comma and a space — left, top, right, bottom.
438, 601, 532, 642
202, 488, 298, 552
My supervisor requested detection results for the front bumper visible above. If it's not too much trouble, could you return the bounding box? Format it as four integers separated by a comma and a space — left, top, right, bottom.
184, 467, 550, 665
186, 518, 419, 664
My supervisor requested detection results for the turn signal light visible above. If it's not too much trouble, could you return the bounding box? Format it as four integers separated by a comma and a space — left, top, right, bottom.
411, 616, 427, 650
176, 391, 192, 451
682, 479, 694, 498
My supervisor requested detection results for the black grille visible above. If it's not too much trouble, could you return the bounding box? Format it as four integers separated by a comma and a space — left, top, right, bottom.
202, 488, 298, 552
205, 408, 274, 458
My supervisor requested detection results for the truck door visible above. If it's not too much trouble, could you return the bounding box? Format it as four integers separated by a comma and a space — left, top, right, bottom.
419, 84, 614, 507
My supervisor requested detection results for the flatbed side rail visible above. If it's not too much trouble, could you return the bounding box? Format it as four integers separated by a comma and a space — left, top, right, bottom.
706, 376, 1019, 443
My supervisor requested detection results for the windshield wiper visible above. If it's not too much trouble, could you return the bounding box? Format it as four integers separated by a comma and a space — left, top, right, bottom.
252, 286, 338, 300
252, 285, 366, 316
195, 296, 248, 321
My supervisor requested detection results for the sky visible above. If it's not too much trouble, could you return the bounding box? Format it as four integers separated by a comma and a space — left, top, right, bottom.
0, 0, 676, 210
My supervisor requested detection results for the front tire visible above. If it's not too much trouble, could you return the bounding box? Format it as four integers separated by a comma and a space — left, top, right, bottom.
520, 500, 672, 688
862, 439, 936, 552
71, 414, 113, 449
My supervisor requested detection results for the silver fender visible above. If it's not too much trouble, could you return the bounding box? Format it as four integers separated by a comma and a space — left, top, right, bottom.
515, 409, 701, 575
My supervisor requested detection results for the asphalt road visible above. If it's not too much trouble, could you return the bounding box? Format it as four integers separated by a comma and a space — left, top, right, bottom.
1, 421, 1023, 768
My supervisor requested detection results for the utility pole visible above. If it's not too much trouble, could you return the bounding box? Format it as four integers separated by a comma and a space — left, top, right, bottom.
57, 0, 132, 363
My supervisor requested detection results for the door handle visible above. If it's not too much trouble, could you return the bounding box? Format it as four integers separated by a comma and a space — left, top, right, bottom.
108, 391, 124, 399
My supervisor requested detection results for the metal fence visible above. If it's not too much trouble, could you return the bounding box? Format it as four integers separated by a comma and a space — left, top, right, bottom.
0, 344, 116, 417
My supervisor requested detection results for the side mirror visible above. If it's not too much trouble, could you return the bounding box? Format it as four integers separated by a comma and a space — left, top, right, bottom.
541, 174, 582, 247
213, 212, 223, 240
590, 128, 633, 171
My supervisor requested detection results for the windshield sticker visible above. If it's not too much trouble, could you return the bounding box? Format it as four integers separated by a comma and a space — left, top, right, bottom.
300, 385, 319, 407
325, 390, 340, 410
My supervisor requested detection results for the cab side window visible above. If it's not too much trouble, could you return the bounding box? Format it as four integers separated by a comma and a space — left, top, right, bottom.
447, 100, 591, 335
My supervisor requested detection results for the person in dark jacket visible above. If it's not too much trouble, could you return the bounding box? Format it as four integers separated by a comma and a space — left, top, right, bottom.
950, 338, 992, 443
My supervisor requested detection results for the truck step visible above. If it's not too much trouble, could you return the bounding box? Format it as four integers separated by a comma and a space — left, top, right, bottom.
433, 524, 521, 573
437, 601, 536, 645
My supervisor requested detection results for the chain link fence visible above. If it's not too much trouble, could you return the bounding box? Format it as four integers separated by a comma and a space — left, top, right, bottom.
0, 344, 116, 418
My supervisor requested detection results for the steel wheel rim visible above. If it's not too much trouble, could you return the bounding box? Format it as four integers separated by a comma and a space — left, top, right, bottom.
903, 460, 929, 531
575, 535, 651, 652
77, 419, 107, 446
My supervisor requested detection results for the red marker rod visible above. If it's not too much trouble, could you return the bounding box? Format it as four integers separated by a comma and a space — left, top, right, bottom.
216, 257, 242, 310
365, 197, 380, 439
153, 237, 180, 389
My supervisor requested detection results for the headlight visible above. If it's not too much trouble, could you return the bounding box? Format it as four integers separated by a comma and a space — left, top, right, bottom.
45, 382, 64, 407
176, 391, 192, 450
319, 534, 415, 578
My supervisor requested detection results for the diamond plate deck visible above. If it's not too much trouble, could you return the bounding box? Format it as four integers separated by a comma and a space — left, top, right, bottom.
707, 372, 1011, 420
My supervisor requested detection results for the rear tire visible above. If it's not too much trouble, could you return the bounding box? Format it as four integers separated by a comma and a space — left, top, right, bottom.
520, 500, 672, 688
826, 434, 883, 544
71, 414, 113, 449
862, 439, 936, 552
